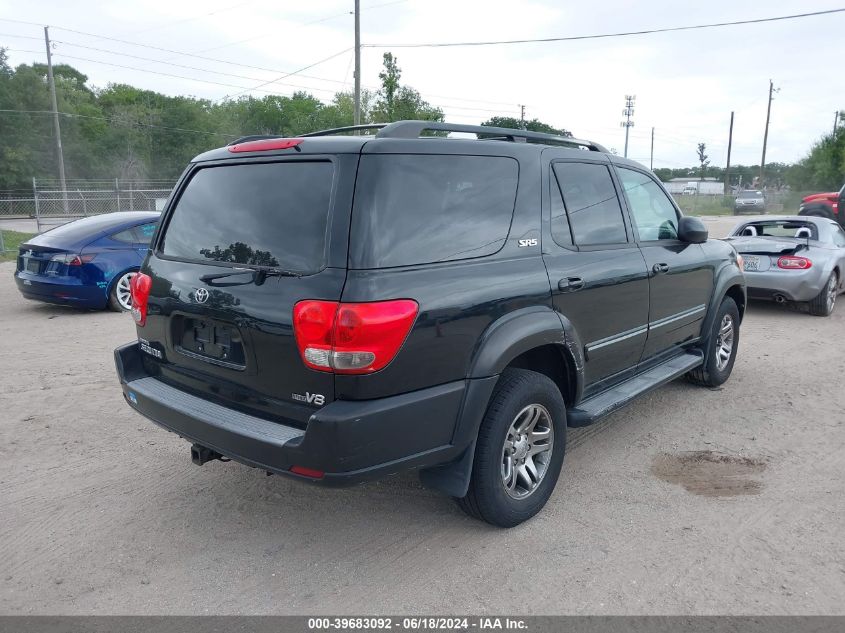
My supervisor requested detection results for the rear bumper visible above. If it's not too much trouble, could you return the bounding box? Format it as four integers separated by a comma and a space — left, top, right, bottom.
115, 342, 494, 486
14, 272, 106, 309
743, 268, 825, 302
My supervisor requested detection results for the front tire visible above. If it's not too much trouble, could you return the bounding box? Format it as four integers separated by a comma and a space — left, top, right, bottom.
457, 368, 566, 528
108, 270, 137, 312
808, 272, 838, 317
687, 297, 740, 387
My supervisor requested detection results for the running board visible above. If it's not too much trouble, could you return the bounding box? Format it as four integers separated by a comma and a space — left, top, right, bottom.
567, 351, 704, 427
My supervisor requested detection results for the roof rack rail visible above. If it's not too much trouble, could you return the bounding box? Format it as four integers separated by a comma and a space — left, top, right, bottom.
299, 124, 388, 137
375, 120, 608, 152
227, 134, 284, 146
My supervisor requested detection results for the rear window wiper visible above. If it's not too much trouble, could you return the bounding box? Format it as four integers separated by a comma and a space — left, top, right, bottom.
199, 266, 301, 286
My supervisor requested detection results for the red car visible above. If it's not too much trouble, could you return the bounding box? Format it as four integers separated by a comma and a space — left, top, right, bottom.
799, 183, 845, 225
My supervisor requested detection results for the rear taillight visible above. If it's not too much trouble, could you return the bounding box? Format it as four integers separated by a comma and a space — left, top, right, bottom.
130, 272, 152, 326
50, 253, 96, 266
293, 299, 419, 374
777, 256, 812, 270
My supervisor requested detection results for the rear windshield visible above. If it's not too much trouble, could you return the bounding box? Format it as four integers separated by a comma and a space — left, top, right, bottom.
737, 221, 818, 239
349, 154, 518, 268
160, 161, 333, 272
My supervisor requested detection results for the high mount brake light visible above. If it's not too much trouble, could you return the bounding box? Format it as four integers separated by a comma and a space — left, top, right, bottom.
227, 138, 303, 153
292, 299, 419, 374
777, 256, 812, 270
130, 272, 153, 326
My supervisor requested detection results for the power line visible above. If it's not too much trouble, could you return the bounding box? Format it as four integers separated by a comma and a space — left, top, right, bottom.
1, 18, 527, 109
196, 0, 409, 54
129, 0, 260, 36
364, 8, 845, 48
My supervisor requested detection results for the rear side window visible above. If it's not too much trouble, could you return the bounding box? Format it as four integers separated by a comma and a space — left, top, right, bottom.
111, 229, 137, 243
552, 162, 627, 246
350, 154, 518, 268
161, 162, 333, 273
135, 222, 157, 244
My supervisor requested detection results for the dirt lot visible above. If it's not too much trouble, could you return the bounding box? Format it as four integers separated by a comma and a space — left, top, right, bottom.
2, 216, 845, 614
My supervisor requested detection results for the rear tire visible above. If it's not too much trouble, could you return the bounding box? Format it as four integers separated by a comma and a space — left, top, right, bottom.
808, 272, 838, 317
456, 368, 566, 528
108, 270, 137, 312
687, 297, 740, 388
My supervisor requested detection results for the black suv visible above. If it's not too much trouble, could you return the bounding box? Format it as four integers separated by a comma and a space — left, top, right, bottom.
115, 120, 746, 527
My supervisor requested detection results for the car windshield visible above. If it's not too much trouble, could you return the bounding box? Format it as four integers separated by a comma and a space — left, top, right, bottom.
736, 221, 817, 240
738, 191, 763, 198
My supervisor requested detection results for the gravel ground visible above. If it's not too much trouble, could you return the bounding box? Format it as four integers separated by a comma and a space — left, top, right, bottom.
2, 217, 844, 615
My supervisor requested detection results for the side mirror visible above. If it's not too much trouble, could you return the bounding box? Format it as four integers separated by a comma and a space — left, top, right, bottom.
678, 216, 708, 243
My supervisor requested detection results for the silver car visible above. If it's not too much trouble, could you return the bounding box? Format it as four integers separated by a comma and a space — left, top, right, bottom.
726, 215, 845, 316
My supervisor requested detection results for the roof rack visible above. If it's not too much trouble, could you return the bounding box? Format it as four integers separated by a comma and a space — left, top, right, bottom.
227, 134, 285, 146
299, 124, 387, 137
375, 120, 608, 152
296, 120, 608, 152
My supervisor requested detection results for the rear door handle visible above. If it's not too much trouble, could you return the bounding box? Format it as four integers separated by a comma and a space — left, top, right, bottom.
652, 263, 670, 274
558, 277, 585, 292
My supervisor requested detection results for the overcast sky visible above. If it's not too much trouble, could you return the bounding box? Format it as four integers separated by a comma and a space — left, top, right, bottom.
1, 0, 843, 169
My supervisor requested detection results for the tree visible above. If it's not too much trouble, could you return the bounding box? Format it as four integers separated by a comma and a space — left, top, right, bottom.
372, 52, 443, 123
481, 116, 572, 137
697, 143, 709, 180
786, 118, 845, 191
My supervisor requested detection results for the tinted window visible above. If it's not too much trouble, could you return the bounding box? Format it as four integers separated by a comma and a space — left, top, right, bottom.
111, 229, 137, 243
350, 154, 518, 268
135, 222, 157, 244
617, 167, 679, 241
550, 171, 572, 246
161, 162, 333, 272
552, 162, 627, 246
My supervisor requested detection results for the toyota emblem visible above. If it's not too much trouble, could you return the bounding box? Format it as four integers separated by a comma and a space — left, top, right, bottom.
194, 288, 209, 303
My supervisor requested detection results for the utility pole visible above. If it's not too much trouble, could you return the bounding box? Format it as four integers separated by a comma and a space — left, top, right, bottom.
43, 26, 68, 213
835, 111, 840, 136
724, 111, 734, 195
649, 126, 654, 170
759, 79, 776, 189
353, 0, 361, 127
620, 95, 635, 158
520, 104, 526, 130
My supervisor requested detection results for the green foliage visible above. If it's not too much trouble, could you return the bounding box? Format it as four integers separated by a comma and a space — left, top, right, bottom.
696, 143, 709, 181
481, 116, 571, 137
786, 113, 844, 191
0, 46, 443, 190
0, 230, 35, 261
371, 53, 442, 123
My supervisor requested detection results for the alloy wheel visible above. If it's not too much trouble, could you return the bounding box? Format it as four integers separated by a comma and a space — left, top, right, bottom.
501, 404, 554, 499
115, 271, 136, 311
715, 314, 734, 372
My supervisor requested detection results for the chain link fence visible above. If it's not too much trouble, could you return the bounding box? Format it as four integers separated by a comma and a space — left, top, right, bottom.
670, 190, 809, 216
0, 178, 175, 233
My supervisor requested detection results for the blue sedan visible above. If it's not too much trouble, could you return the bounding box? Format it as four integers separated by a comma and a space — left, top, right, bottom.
14, 211, 160, 311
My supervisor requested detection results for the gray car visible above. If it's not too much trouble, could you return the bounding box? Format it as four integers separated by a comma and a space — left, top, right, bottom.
734, 190, 766, 214
725, 215, 845, 316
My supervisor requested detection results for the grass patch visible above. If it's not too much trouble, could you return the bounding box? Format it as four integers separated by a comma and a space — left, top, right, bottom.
0, 230, 35, 262
674, 196, 733, 216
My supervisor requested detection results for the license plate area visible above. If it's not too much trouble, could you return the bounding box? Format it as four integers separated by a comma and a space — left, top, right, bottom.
25, 258, 42, 274
743, 255, 761, 272
175, 317, 246, 369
